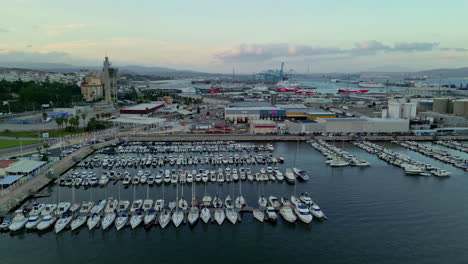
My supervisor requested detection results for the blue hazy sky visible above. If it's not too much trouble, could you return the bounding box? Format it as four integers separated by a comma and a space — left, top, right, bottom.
1, 0, 468, 73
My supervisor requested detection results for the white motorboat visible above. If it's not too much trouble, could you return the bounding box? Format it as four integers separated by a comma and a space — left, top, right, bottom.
294, 204, 313, 224
225, 195, 234, 209
265, 207, 277, 222
117, 200, 130, 212
258, 196, 267, 208
159, 210, 171, 229
284, 168, 295, 184
293, 168, 309, 181
30, 203, 45, 216
268, 196, 280, 208
70, 214, 87, 230
70, 203, 81, 213
172, 208, 184, 227
25, 214, 42, 229
274, 169, 284, 181
105, 199, 118, 214
154, 199, 165, 211
281, 197, 291, 206
87, 213, 101, 230
0, 216, 13, 230
200, 207, 211, 223
90, 200, 106, 214
101, 213, 116, 230
225, 208, 238, 224
54, 213, 72, 233
299, 192, 313, 206
168, 200, 176, 211
253, 208, 265, 222
36, 214, 56, 231
310, 203, 324, 219
187, 206, 200, 226
213, 196, 223, 208
234, 196, 246, 209
290, 196, 301, 206
178, 197, 188, 211
41, 204, 57, 216
214, 208, 225, 225
202, 195, 212, 207
56, 202, 71, 215
115, 213, 129, 231
79, 201, 94, 214
130, 209, 144, 229
130, 199, 143, 212
329, 159, 350, 167
279, 207, 297, 223
9, 214, 28, 231
142, 199, 154, 211
144, 209, 157, 225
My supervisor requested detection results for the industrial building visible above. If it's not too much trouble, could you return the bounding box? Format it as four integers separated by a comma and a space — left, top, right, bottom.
383, 102, 417, 119
249, 120, 278, 134
120, 102, 165, 117
285, 118, 409, 134
102, 56, 118, 106
80, 75, 103, 102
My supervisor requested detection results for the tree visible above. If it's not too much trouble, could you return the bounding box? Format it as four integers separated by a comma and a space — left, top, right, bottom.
43, 143, 50, 153
42, 112, 48, 121
96, 113, 100, 119
63, 117, 69, 128
55, 117, 63, 130
81, 113, 87, 128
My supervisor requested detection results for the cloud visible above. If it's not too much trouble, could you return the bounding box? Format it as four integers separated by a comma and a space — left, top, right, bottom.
43, 24, 91, 37
215, 41, 456, 62
0, 50, 72, 63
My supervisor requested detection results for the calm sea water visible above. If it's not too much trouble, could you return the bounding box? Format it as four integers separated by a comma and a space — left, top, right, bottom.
1, 141, 467, 264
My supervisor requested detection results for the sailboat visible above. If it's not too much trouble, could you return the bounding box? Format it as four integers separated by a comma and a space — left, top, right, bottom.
234, 179, 245, 209
130, 209, 144, 229
54, 213, 72, 233
200, 207, 211, 223
115, 212, 129, 230
253, 208, 265, 222
87, 213, 101, 230
214, 208, 225, 225
187, 180, 199, 226
225, 208, 238, 224
159, 209, 171, 229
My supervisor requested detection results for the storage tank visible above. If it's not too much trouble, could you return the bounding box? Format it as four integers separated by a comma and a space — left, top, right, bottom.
432, 98, 450, 113
388, 103, 401, 118
401, 103, 417, 119
417, 99, 433, 113
453, 99, 468, 117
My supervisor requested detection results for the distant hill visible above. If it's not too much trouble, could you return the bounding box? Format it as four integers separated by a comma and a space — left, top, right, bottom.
415, 67, 468, 78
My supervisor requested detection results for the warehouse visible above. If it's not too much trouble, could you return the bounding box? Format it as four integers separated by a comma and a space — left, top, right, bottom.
224, 102, 286, 123
285, 108, 336, 120
249, 120, 278, 134
5, 159, 46, 177
286, 118, 409, 134
120, 102, 165, 117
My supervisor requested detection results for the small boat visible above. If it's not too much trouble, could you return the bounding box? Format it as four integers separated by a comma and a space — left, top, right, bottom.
281, 197, 291, 206
172, 208, 184, 227
0, 216, 13, 230
329, 159, 350, 167
213, 195, 223, 208
36, 214, 57, 231
130, 209, 144, 229
29, 203, 45, 216
234, 196, 246, 209
284, 168, 295, 184
225, 208, 238, 224
117, 200, 130, 212
159, 210, 171, 229
130, 199, 143, 212
299, 192, 313, 206
187, 206, 200, 226
310, 203, 324, 219
253, 208, 264, 222
214, 208, 225, 225
154, 199, 165, 211
101, 213, 116, 230
279, 207, 297, 223
290, 196, 301, 207
142, 199, 154, 211
115, 212, 129, 230
87, 213, 101, 230
268, 196, 281, 208
26, 214, 42, 230
225, 195, 234, 209
258, 196, 268, 208
202, 195, 212, 207
294, 204, 313, 224
90, 200, 106, 214
56, 202, 71, 215
178, 197, 188, 211
41, 204, 57, 216
293, 168, 309, 181
200, 207, 211, 223
168, 200, 176, 211
54, 213, 72, 233
105, 199, 118, 214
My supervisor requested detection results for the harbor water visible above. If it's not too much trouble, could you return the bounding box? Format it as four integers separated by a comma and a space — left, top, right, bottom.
1, 141, 467, 264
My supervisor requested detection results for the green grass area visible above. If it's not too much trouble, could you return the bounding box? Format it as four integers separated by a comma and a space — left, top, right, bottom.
0, 130, 87, 138
0, 139, 43, 149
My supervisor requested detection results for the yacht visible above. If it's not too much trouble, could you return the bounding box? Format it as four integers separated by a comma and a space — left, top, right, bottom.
54, 213, 72, 233
253, 208, 264, 222
70, 214, 87, 230
154, 199, 164, 212
329, 159, 350, 167
281, 197, 291, 206
105, 199, 118, 214
159, 210, 171, 229
142, 199, 154, 211
200, 207, 211, 223
187, 206, 200, 226
101, 212, 116, 230
294, 204, 313, 224
115, 212, 129, 230
90, 200, 106, 214
130, 199, 143, 212
299, 192, 313, 206
117, 200, 130, 212
214, 208, 225, 225
268, 196, 281, 208
284, 169, 296, 184
225, 208, 238, 224
310, 203, 324, 219
172, 208, 184, 227
30, 203, 45, 216
56, 202, 71, 215
41, 204, 57, 216
144, 209, 157, 225
26, 214, 42, 229
293, 168, 309, 181
87, 213, 101, 230
265, 207, 278, 222
36, 214, 57, 231
9, 214, 28, 231
290, 196, 301, 207
130, 209, 144, 229
279, 206, 297, 223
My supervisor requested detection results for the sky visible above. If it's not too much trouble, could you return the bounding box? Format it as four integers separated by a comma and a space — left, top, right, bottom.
1, 0, 468, 73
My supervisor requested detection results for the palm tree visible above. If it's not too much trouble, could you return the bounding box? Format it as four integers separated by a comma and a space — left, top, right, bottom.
81, 113, 87, 129
63, 117, 69, 128
55, 117, 63, 130
96, 113, 100, 120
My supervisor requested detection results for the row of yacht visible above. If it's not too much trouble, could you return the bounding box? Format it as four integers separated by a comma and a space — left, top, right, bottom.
107, 142, 275, 154
354, 141, 451, 177
309, 140, 370, 167
435, 140, 468, 153
59, 166, 309, 187
392, 141, 467, 171
0, 193, 324, 232
78, 153, 284, 169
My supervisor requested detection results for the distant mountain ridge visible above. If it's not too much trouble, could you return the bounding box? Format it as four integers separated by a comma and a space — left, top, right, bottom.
414, 67, 468, 78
